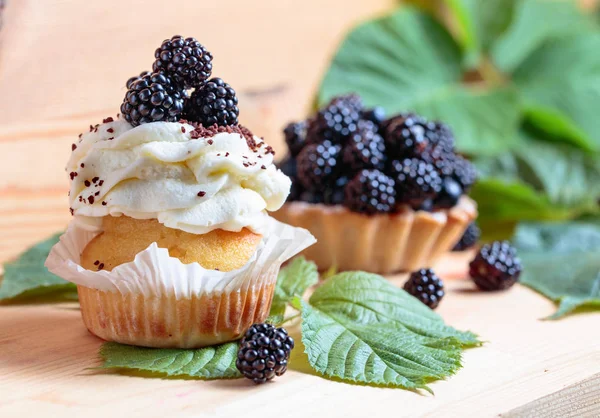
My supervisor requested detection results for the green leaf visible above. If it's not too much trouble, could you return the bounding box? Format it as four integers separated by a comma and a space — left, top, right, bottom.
471, 132, 600, 225
0, 233, 76, 301
269, 257, 318, 322
99, 342, 242, 379
442, 0, 518, 67
514, 33, 600, 151
491, 0, 593, 73
513, 221, 600, 319
317, 7, 520, 156
299, 272, 480, 391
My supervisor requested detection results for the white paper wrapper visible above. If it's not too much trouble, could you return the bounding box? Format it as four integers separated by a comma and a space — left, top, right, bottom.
44, 217, 315, 348
46, 217, 315, 298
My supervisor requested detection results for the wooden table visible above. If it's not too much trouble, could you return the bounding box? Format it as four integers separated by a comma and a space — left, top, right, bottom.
1, 1, 599, 417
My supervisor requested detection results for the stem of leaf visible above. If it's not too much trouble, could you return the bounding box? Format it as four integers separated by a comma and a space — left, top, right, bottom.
477, 57, 507, 87
280, 313, 301, 326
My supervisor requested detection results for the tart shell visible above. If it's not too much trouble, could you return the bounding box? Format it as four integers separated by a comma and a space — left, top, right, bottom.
272, 196, 477, 274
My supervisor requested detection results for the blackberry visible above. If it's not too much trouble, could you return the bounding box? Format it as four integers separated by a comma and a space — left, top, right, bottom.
384, 114, 434, 158
453, 222, 480, 251
452, 156, 477, 192
305, 95, 361, 145
298, 190, 324, 204
152, 35, 213, 88
120, 71, 185, 127
126, 71, 152, 89
278, 157, 297, 178
469, 241, 522, 291
432, 122, 455, 153
296, 140, 341, 190
324, 176, 349, 205
344, 169, 396, 214
184, 78, 239, 126
278, 157, 301, 201
433, 177, 463, 209
342, 121, 386, 172
360, 106, 386, 131
236, 323, 294, 384
403, 268, 445, 309
284, 120, 308, 157
389, 158, 442, 208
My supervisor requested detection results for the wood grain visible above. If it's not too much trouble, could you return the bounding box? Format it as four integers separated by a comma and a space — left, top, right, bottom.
503, 373, 600, 418
1, 1, 600, 417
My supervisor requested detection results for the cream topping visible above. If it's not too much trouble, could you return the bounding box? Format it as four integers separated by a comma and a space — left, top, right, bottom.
67, 118, 290, 234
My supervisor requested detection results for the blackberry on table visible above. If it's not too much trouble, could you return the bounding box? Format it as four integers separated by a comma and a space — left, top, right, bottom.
296, 140, 341, 190
120, 71, 185, 127
389, 158, 442, 209
184, 78, 239, 126
433, 177, 463, 209
469, 241, 522, 291
236, 323, 294, 384
344, 169, 396, 214
342, 120, 386, 172
384, 114, 434, 158
284, 120, 308, 157
453, 222, 480, 251
305, 95, 361, 145
152, 35, 213, 88
403, 268, 445, 309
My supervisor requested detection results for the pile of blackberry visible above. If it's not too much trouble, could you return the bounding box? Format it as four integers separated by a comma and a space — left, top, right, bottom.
279, 94, 477, 214
121, 35, 239, 128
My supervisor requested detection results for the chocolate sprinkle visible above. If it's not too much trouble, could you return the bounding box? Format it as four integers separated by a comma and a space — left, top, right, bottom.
197, 191, 206, 197
84, 180, 91, 187
181, 121, 258, 150
261, 165, 266, 169
107, 128, 114, 133
98, 263, 105, 270
72, 143, 77, 151
94, 260, 100, 266
99, 180, 104, 186
88, 196, 95, 204
95, 191, 100, 196
102, 201, 107, 206
70, 172, 78, 180
70, 208, 74, 216
181, 126, 186, 133
103, 117, 114, 124
92, 177, 99, 183
80, 163, 85, 168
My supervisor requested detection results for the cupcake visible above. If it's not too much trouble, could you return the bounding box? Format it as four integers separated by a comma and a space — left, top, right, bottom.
274, 95, 477, 274
46, 36, 314, 348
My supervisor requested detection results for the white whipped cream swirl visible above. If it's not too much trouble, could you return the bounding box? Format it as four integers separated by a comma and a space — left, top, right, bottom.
67, 119, 290, 235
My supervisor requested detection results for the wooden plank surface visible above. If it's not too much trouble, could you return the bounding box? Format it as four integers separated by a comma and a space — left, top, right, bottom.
1, 1, 600, 417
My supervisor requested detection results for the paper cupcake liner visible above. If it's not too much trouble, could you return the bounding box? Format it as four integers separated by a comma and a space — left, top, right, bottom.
272, 196, 477, 274
45, 218, 315, 348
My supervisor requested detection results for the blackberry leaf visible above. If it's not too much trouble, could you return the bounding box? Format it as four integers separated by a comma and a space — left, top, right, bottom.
299, 272, 480, 391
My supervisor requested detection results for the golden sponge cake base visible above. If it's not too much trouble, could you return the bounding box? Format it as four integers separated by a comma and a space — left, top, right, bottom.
81, 216, 262, 272
77, 216, 270, 348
